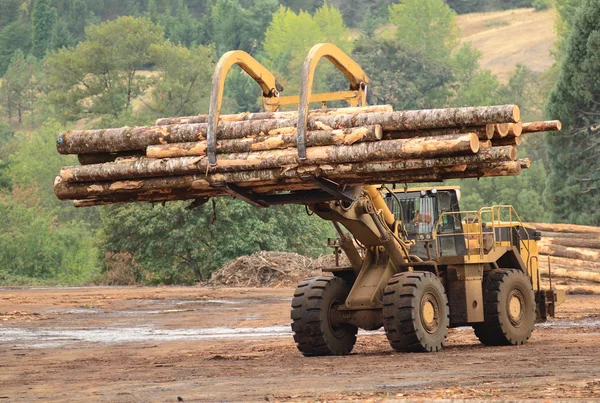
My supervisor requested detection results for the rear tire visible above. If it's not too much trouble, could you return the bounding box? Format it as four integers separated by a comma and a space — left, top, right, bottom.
474, 269, 535, 346
291, 276, 357, 356
382, 271, 449, 352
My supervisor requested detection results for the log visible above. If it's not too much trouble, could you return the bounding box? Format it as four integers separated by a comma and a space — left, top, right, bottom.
386, 124, 495, 141
541, 268, 600, 283
540, 231, 600, 240
77, 151, 145, 165
55, 158, 524, 201
540, 282, 600, 295
538, 255, 600, 271
542, 237, 600, 250
491, 136, 521, 146
538, 244, 600, 262
526, 222, 600, 234
145, 125, 383, 159
494, 123, 509, 137
507, 121, 522, 137
56, 105, 519, 155
155, 105, 394, 126
59, 133, 481, 182
479, 140, 492, 150
521, 120, 562, 133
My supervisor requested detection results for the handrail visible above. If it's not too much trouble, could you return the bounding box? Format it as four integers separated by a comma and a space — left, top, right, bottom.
296, 43, 370, 160
206, 50, 282, 166
435, 205, 531, 261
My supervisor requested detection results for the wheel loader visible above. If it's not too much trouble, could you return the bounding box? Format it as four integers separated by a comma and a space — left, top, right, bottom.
293, 185, 564, 355
197, 44, 564, 356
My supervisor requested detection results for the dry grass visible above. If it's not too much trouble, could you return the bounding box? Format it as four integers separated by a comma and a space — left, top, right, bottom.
457, 8, 556, 82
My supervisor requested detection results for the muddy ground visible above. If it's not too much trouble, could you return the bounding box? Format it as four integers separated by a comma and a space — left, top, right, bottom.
1, 286, 599, 402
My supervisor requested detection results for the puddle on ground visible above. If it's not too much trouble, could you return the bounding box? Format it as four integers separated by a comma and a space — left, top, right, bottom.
0, 325, 293, 349
537, 316, 600, 329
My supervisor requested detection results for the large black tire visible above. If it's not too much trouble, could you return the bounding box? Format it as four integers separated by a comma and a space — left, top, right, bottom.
474, 269, 535, 346
382, 271, 449, 352
291, 276, 357, 356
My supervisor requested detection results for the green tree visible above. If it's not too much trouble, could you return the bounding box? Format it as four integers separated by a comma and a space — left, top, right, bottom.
161, 0, 203, 47
389, 0, 459, 63
0, 50, 42, 125
148, 41, 215, 117
46, 16, 164, 123
0, 22, 32, 76
350, 38, 454, 110
99, 200, 332, 284
32, 0, 57, 59
545, 0, 600, 225
262, 4, 352, 95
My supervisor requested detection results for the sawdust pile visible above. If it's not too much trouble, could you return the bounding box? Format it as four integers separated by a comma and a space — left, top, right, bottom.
209, 251, 347, 287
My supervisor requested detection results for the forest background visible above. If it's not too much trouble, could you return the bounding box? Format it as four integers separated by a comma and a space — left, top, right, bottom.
0, 0, 597, 285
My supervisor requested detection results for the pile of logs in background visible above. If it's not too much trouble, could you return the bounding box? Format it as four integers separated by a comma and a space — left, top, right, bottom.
530, 223, 600, 295
53, 104, 560, 207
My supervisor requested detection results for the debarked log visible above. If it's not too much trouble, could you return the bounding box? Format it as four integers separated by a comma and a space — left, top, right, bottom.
59, 133, 481, 182
146, 125, 383, 159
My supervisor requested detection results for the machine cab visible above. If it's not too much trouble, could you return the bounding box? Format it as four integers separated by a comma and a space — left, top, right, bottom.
384, 186, 467, 259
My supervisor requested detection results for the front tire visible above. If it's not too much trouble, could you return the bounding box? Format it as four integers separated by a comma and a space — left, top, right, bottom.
474, 269, 535, 346
291, 276, 357, 356
382, 271, 449, 352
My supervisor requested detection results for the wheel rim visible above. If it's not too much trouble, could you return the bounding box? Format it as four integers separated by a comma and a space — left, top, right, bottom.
328, 299, 346, 339
420, 292, 440, 333
507, 289, 525, 326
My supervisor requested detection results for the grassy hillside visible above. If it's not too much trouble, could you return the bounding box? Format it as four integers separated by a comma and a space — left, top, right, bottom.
457, 8, 556, 82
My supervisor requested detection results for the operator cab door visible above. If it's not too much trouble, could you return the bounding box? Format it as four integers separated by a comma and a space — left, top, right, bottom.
385, 189, 466, 259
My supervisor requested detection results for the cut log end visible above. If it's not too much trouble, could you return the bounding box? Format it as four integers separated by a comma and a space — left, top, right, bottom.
512, 105, 521, 123
495, 123, 509, 138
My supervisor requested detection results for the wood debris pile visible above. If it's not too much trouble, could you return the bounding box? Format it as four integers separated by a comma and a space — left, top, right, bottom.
209, 251, 325, 287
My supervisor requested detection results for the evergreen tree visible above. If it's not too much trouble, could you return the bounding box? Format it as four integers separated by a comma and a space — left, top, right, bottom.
0, 22, 32, 76
32, 0, 57, 59
545, 0, 600, 225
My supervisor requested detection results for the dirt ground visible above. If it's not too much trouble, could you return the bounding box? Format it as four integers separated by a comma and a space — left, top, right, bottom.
1, 286, 599, 402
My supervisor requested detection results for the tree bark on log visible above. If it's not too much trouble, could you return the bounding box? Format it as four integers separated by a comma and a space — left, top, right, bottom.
526, 222, 600, 234
55, 157, 521, 201
538, 244, 600, 262
155, 105, 394, 126
385, 124, 494, 141
538, 255, 600, 271
540, 231, 600, 240
491, 136, 521, 146
57, 105, 519, 155
540, 282, 600, 295
521, 120, 562, 133
78, 151, 146, 165
145, 125, 383, 159
542, 237, 600, 250
541, 268, 600, 283
59, 133, 480, 182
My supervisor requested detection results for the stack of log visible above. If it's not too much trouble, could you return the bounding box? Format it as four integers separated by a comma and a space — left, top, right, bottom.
53, 104, 560, 207
529, 222, 600, 294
